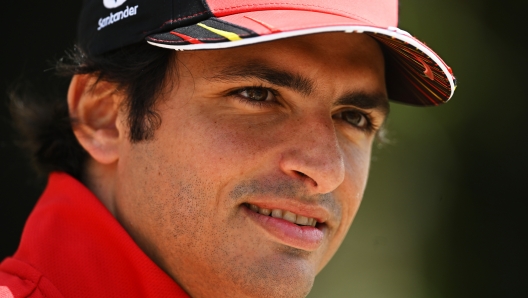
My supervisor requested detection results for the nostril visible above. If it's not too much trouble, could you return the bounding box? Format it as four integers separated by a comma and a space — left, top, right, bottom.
295, 171, 307, 178
294, 170, 318, 187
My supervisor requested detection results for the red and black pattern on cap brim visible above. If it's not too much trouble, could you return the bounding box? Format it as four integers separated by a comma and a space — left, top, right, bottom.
369, 33, 456, 106
147, 18, 259, 45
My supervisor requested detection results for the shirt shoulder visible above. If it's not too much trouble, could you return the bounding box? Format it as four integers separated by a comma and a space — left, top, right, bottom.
0, 257, 64, 298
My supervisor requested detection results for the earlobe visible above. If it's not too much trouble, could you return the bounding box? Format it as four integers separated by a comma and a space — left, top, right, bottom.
68, 74, 123, 165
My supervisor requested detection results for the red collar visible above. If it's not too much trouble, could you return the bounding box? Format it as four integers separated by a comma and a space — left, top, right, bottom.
4, 172, 189, 298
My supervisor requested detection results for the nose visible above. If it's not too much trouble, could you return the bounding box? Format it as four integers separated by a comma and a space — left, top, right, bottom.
279, 114, 345, 194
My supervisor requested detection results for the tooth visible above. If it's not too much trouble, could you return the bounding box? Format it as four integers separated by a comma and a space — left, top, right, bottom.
311, 219, 317, 227
259, 208, 271, 216
296, 215, 309, 226
249, 204, 259, 212
271, 209, 283, 218
283, 211, 297, 223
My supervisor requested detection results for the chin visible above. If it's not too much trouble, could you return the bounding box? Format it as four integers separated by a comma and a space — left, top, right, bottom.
238, 272, 314, 298
227, 249, 317, 298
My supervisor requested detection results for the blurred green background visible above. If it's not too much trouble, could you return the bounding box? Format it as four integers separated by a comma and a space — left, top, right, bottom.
309, 0, 528, 297
1, 1, 526, 297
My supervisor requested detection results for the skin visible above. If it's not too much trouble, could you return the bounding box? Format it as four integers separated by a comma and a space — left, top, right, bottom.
68, 33, 388, 298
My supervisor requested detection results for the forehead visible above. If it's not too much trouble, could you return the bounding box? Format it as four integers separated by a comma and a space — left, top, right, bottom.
175, 32, 387, 97
186, 32, 382, 66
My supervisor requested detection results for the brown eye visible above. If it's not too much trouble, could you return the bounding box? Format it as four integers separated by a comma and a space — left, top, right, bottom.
239, 88, 273, 102
337, 110, 368, 128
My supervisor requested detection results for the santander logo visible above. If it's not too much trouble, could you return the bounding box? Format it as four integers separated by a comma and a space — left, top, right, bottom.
103, 0, 127, 9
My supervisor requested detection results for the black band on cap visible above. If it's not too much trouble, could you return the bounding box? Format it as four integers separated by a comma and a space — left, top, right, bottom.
78, 0, 213, 55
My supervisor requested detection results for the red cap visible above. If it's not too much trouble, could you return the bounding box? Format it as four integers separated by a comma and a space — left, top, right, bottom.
79, 0, 456, 105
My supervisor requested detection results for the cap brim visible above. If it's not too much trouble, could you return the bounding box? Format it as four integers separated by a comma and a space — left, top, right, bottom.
146, 10, 456, 106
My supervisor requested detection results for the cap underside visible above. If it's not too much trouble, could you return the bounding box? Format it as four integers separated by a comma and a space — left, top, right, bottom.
146, 11, 456, 106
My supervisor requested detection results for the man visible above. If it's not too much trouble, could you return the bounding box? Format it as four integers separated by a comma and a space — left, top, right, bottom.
0, 0, 456, 297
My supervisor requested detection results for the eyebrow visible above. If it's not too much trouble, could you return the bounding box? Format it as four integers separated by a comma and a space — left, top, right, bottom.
334, 92, 390, 117
208, 61, 390, 116
207, 61, 315, 96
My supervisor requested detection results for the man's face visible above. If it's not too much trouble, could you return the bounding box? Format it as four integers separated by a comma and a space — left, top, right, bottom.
113, 33, 388, 297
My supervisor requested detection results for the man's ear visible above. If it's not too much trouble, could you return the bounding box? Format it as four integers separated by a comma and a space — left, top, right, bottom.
68, 74, 123, 165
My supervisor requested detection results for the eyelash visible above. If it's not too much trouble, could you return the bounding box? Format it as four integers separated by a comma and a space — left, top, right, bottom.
334, 109, 377, 133
228, 85, 280, 108
228, 86, 378, 133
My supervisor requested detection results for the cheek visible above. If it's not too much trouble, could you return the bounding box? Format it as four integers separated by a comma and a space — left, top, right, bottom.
177, 113, 285, 180
340, 140, 372, 221
117, 109, 279, 229
317, 141, 372, 269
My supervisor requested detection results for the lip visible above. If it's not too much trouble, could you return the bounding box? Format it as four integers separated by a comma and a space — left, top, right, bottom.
242, 204, 326, 251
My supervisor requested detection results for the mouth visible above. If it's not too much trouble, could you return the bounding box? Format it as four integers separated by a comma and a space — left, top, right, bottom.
242, 203, 326, 251
245, 203, 318, 227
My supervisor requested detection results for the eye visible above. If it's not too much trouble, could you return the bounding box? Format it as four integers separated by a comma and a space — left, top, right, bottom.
238, 87, 275, 102
335, 110, 369, 129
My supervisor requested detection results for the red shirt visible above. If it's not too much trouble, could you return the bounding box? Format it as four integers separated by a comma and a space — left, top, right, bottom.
0, 173, 189, 298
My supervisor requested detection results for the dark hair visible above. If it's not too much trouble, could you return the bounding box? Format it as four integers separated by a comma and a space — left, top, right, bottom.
9, 42, 175, 180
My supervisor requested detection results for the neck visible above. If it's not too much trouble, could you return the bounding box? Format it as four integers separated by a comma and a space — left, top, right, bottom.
82, 158, 117, 216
